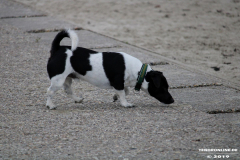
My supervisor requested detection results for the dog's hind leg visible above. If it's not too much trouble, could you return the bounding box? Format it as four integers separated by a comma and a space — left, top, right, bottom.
63, 77, 84, 103
124, 87, 130, 96
46, 76, 66, 110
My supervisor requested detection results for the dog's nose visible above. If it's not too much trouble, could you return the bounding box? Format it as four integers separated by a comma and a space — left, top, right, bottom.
163, 97, 174, 104
169, 97, 174, 104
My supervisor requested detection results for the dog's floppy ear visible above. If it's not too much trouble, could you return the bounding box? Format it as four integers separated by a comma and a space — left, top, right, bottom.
146, 71, 162, 88
151, 73, 161, 88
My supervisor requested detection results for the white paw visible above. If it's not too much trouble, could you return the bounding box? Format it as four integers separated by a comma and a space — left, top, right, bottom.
46, 101, 57, 110
74, 97, 84, 103
46, 105, 57, 110
122, 102, 135, 108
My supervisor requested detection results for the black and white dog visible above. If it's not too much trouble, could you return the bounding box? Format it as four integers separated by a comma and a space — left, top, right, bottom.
46, 29, 174, 109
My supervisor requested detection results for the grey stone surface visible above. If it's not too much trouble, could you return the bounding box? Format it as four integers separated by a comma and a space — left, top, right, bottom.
0, 0, 45, 18
171, 86, 240, 112
152, 65, 224, 87
35, 30, 123, 51
2, 16, 77, 32
0, 1, 239, 159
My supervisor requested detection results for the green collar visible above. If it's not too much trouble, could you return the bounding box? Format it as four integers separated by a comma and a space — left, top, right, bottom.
135, 64, 148, 91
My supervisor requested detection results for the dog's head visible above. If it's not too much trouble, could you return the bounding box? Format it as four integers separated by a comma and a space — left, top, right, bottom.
145, 70, 174, 104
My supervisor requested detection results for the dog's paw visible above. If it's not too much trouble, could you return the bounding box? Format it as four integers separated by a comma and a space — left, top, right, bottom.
46, 101, 57, 110
113, 94, 118, 102
46, 105, 57, 110
74, 97, 84, 103
122, 103, 135, 108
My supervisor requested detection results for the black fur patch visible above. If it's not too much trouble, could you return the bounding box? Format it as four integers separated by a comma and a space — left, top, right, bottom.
102, 52, 126, 90
70, 47, 97, 75
50, 30, 69, 56
47, 47, 67, 79
47, 46, 97, 79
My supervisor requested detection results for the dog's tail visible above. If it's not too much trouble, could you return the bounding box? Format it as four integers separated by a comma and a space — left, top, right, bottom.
50, 29, 79, 56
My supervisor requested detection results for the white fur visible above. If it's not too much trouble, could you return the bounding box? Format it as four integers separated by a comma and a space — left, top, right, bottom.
67, 29, 79, 51
119, 52, 152, 90
75, 53, 112, 89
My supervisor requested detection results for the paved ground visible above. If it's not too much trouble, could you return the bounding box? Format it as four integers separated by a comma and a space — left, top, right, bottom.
0, 0, 239, 159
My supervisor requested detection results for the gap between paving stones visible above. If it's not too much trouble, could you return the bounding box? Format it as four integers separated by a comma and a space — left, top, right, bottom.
149, 62, 169, 65
169, 82, 223, 89
207, 108, 240, 114
26, 27, 83, 33
0, 14, 47, 19
89, 45, 122, 49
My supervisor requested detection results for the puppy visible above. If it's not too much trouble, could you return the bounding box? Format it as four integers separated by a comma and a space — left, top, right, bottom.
46, 29, 174, 109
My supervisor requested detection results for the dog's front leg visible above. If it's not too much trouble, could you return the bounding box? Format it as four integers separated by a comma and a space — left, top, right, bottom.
113, 87, 129, 102
114, 89, 134, 108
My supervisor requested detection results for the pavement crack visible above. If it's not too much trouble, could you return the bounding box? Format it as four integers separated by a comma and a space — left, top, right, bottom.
26, 27, 83, 33
207, 108, 240, 114
170, 83, 223, 89
89, 45, 122, 49
0, 14, 47, 19
149, 62, 169, 65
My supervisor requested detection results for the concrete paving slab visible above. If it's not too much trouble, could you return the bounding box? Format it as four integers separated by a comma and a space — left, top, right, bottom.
2, 16, 77, 32
0, 0, 45, 18
171, 86, 240, 112
152, 65, 223, 87
34, 30, 123, 50
214, 113, 240, 127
